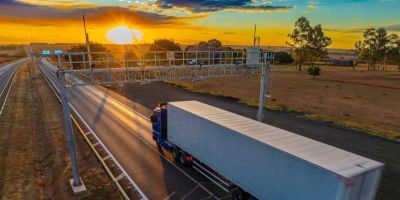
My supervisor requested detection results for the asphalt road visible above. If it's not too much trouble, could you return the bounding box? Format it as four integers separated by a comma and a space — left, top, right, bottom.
37, 58, 227, 200
0, 58, 28, 116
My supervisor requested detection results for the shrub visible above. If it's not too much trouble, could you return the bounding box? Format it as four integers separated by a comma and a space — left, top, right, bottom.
307, 66, 321, 78
274, 51, 293, 64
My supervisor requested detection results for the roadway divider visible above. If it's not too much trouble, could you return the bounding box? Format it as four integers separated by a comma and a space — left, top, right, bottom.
34, 57, 147, 200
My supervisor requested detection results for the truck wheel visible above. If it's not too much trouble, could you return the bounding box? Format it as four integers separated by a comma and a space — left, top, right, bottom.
172, 148, 179, 161
179, 150, 187, 165
232, 188, 247, 200
179, 150, 192, 166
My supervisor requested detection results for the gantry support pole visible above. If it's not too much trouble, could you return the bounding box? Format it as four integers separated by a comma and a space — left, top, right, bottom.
57, 56, 86, 193
257, 59, 270, 122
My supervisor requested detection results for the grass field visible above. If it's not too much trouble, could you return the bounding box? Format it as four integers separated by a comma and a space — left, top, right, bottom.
170, 64, 400, 140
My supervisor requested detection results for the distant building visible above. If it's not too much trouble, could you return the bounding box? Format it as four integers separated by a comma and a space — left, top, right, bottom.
326, 52, 356, 67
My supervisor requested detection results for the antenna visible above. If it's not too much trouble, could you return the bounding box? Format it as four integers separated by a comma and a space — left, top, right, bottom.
253, 24, 256, 46
253, 24, 260, 47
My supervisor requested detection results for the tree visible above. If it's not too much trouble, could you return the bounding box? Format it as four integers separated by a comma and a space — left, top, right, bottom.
287, 17, 331, 71
274, 51, 293, 64
287, 17, 312, 71
149, 39, 181, 51
388, 33, 400, 71
355, 28, 391, 71
66, 42, 108, 68
186, 39, 225, 51
308, 24, 332, 68
207, 39, 222, 49
376, 28, 390, 70
198, 41, 208, 47
184, 45, 195, 51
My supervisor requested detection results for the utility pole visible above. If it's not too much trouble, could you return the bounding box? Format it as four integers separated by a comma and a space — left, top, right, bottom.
83, 13, 92, 68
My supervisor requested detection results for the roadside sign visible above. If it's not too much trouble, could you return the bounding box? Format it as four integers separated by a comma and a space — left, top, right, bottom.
55, 50, 63, 55
42, 50, 51, 55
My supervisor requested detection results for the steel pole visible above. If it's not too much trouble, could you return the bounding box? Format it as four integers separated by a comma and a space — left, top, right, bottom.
57, 55, 83, 188
59, 72, 82, 187
257, 60, 269, 122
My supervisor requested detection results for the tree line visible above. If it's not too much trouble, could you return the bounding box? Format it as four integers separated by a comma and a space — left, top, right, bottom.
355, 28, 400, 71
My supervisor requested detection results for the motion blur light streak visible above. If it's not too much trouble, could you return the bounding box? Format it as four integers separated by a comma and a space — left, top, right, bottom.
106, 25, 143, 44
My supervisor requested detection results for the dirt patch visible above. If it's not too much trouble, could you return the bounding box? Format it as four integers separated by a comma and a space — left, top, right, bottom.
0, 58, 16, 66
170, 65, 400, 139
0, 62, 120, 199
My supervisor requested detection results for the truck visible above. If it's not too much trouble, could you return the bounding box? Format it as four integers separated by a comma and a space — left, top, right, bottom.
150, 101, 384, 200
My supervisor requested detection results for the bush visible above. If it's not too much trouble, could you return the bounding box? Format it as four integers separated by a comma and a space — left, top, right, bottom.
307, 66, 321, 78
274, 51, 293, 64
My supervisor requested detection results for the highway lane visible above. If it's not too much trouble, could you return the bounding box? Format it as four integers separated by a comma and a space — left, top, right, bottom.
37, 58, 226, 200
0, 58, 29, 116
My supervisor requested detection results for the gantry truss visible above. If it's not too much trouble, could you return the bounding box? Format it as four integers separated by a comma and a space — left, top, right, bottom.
57, 50, 273, 87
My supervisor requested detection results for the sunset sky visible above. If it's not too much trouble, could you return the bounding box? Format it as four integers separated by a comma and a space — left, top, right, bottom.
0, 0, 399, 48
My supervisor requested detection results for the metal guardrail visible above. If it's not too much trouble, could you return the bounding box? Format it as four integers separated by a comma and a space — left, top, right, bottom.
35, 58, 145, 200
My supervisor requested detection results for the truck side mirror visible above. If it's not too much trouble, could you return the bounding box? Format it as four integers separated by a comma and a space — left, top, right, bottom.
150, 114, 157, 123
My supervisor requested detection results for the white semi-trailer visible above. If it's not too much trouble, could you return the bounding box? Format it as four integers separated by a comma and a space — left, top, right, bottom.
151, 101, 384, 200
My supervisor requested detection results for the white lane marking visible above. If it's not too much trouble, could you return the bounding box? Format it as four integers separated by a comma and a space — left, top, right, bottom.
38, 59, 149, 200
0, 59, 25, 99
0, 67, 19, 117
40, 58, 219, 200
193, 161, 229, 187
192, 165, 229, 193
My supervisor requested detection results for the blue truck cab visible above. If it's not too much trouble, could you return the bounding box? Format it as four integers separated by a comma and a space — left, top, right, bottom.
150, 103, 193, 165
150, 103, 172, 151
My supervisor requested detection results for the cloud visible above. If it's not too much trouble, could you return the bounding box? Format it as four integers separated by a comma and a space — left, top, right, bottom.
152, 0, 291, 13
307, 2, 318, 8
223, 32, 236, 35
0, 2, 203, 28
386, 24, 400, 31
325, 24, 400, 34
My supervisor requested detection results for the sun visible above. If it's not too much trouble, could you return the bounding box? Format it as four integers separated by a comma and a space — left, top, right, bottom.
106, 25, 143, 44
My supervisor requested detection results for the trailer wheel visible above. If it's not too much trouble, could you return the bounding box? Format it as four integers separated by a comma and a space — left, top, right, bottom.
232, 188, 247, 200
172, 148, 179, 161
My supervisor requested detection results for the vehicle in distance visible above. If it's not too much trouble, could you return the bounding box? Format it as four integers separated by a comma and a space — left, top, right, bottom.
150, 101, 384, 200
